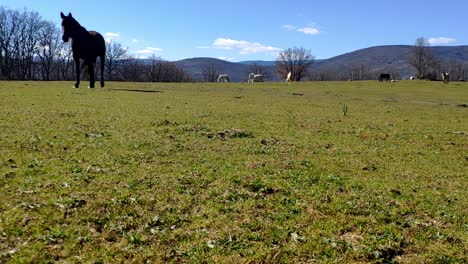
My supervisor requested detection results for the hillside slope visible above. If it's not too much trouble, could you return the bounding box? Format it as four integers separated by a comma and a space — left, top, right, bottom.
312, 45, 468, 78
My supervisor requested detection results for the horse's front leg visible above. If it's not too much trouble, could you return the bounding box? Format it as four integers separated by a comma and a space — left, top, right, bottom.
73, 59, 80, 88
88, 62, 95, 88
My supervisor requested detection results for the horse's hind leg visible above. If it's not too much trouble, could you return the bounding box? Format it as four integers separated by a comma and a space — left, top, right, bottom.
100, 55, 105, 88
88, 62, 95, 88
73, 59, 80, 88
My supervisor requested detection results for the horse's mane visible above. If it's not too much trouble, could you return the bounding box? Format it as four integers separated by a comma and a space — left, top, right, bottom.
67, 16, 88, 34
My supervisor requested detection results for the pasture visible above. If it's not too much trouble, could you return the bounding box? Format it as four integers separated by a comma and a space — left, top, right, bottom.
0, 81, 467, 263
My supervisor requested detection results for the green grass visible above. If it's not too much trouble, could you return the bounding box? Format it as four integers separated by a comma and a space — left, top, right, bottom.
0, 80, 467, 263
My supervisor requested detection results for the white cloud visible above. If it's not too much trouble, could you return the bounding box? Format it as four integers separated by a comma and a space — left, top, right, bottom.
212, 38, 281, 55
217, 56, 235, 61
428, 37, 456, 45
196, 45, 211, 49
104, 32, 120, 43
131, 39, 139, 43
283, 24, 321, 36
136, 47, 163, 54
281, 24, 296, 31
298, 27, 320, 35
105, 32, 119, 38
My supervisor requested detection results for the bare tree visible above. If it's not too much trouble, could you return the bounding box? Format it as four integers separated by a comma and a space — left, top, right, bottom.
0, 7, 45, 80
56, 45, 73, 80
202, 64, 220, 82
248, 63, 263, 74
120, 58, 145, 81
390, 71, 402, 80
310, 68, 337, 81
157, 61, 191, 82
16, 9, 43, 80
105, 41, 127, 80
37, 22, 63, 80
438, 59, 468, 81
276, 47, 314, 81
145, 55, 163, 82
0, 7, 20, 79
346, 64, 372, 80
0, 7, 8, 78
450, 60, 468, 81
408, 37, 436, 79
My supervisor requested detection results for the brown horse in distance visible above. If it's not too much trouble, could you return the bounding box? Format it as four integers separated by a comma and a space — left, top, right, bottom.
61, 12, 105, 88
378, 73, 391, 82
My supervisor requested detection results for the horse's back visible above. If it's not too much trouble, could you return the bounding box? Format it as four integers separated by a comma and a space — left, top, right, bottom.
88, 31, 106, 55
88, 31, 105, 45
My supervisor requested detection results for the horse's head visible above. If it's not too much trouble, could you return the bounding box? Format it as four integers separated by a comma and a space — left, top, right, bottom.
60, 12, 78, 42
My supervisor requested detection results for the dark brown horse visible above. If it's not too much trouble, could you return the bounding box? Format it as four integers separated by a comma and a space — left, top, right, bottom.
61, 12, 105, 88
378, 73, 391, 82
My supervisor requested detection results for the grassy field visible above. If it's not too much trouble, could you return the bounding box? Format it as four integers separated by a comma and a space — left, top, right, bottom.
0, 80, 467, 263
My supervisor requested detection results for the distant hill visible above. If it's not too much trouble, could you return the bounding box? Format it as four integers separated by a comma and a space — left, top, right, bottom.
311, 45, 413, 77
311, 45, 468, 79
238, 59, 324, 66
173, 45, 468, 81
238, 61, 276, 67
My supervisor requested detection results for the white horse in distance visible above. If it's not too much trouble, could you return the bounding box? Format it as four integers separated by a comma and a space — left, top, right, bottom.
217, 74, 230, 82
248, 73, 264, 83
441, 72, 450, 83
286, 71, 292, 85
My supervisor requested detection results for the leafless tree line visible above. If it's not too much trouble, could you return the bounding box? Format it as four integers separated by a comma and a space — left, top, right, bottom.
202, 64, 220, 82
103, 42, 191, 82
308, 65, 402, 81
0, 7, 71, 80
0, 7, 191, 82
436, 59, 468, 81
117, 55, 192, 82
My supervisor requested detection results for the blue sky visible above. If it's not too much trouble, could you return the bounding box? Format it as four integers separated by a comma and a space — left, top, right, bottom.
2, 0, 467, 61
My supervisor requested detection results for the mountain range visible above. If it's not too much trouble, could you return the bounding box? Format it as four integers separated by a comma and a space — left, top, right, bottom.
173, 45, 468, 82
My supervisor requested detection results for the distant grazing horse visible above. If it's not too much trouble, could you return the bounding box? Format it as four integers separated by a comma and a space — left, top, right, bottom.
248, 73, 264, 83
61, 12, 105, 88
441, 72, 450, 84
217, 74, 230, 82
286, 71, 292, 85
378, 73, 391, 82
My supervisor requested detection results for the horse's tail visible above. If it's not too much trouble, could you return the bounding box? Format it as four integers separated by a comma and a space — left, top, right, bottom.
100, 36, 106, 87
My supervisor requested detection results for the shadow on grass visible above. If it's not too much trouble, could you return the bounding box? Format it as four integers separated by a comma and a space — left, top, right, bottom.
109, 89, 163, 93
